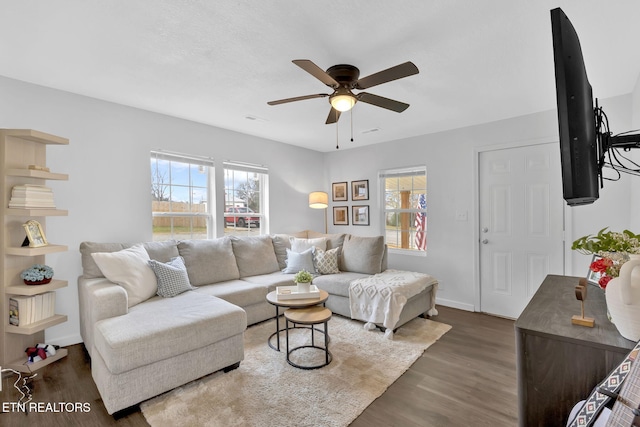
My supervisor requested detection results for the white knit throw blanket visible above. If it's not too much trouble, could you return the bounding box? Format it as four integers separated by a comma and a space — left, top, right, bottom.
349, 269, 438, 339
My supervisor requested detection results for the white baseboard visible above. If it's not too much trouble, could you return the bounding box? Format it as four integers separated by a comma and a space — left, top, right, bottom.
44, 333, 83, 348
435, 297, 475, 312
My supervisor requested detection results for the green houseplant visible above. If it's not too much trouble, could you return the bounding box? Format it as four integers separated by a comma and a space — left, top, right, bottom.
293, 269, 313, 293
572, 228, 640, 255
572, 228, 640, 289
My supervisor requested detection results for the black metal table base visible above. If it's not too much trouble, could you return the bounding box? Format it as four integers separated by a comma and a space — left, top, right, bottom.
267, 303, 328, 352
285, 318, 331, 370
268, 324, 327, 351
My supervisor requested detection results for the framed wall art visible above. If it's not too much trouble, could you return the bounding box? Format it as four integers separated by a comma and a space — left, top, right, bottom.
333, 206, 349, 225
352, 205, 370, 226
332, 182, 348, 201
351, 180, 369, 201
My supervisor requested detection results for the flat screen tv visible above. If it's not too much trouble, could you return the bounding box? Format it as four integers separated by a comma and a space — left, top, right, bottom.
551, 7, 599, 206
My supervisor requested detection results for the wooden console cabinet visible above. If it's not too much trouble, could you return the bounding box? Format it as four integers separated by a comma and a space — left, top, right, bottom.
515, 274, 635, 426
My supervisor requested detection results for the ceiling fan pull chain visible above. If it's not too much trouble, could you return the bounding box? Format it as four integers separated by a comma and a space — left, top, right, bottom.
350, 108, 354, 143
336, 119, 340, 149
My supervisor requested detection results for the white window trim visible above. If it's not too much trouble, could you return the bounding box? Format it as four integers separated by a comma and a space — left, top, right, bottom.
223, 160, 269, 235
379, 165, 427, 255
151, 150, 215, 240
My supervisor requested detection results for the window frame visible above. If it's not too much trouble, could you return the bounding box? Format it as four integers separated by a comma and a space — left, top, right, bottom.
150, 150, 215, 241
379, 166, 427, 255
223, 161, 269, 236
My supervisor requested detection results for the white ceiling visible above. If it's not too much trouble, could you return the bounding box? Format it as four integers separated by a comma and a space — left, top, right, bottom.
1, 1, 639, 152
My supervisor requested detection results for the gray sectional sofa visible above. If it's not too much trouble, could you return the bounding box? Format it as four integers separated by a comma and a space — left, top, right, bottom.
78, 231, 438, 414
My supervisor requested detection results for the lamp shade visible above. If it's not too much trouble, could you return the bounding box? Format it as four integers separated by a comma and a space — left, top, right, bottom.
309, 191, 329, 209
329, 87, 356, 112
330, 94, 356, 112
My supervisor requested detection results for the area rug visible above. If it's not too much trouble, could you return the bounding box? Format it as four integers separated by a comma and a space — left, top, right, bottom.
141, 315, 451, 427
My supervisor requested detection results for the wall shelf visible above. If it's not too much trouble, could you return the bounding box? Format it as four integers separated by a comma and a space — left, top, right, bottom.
5, 244, 68, 256
6, 279, 68, 296
6, 168, 69, 180
2, 129, 69, 146
1, 128, 69, 371
5, 208, 68, 217
5, 348, 68, 374
6, 314, 68, 335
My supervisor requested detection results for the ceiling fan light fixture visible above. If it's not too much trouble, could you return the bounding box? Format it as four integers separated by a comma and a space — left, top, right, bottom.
330, 88, 356, 112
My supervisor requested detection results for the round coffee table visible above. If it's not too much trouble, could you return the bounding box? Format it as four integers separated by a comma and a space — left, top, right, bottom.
284, 306, 332, 369
266, 289, 329, 351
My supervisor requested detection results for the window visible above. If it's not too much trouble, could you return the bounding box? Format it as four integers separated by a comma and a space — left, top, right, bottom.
380, 166, 427, 253
150, 151, 214, 241
223, 161, 269, 236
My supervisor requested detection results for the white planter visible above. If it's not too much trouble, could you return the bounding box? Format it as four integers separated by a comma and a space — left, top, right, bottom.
296, 282, 311, 293
606, 254, 640, 341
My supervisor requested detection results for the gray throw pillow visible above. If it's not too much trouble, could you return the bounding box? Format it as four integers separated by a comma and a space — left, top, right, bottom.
340, 235, 385, 274
143, 240, 180, 263
290, 237, 327, 253
177, 238, 240, 286
283, 248, 316, 274
148, 256, 195, 298
271, 234, 292, 269
231, 235, 279, 277
79, 241, 128, 279
307, 231, 346, 250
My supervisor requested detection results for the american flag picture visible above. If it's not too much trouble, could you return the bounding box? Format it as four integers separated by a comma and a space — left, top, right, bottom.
415, 193, 427, 250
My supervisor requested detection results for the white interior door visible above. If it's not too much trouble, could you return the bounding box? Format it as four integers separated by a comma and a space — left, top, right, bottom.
479, 143, 564, 318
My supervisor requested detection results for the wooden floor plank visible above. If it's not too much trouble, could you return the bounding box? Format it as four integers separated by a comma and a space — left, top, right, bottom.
0, 306, 517, 426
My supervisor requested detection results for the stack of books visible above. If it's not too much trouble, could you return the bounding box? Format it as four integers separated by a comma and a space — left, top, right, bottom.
9, 292, 56, 326
8, 184, 56, 209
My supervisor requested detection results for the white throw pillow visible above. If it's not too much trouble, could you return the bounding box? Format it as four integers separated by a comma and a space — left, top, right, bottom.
91, 244, 157, 307
283, 247, 316, 274
290, 237, 327, 253
148, 256, 194, 298
314, 247, 340, 274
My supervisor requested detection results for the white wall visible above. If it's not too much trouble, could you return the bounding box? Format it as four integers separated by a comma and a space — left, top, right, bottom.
325, 94, 635, 311
2, 75, 638, 345
0, 76, 326, 345
630, 73, 640, 231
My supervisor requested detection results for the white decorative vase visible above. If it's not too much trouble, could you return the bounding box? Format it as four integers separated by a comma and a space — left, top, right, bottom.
605, 254, 640, 341
296, 281, 311, 293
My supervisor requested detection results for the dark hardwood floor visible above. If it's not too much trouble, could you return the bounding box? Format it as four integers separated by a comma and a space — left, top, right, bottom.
0, 306, 517, 426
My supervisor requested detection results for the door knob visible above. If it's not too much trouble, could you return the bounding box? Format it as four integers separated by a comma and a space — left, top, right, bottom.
482, 239, 489, 244
482, 227, 489, 233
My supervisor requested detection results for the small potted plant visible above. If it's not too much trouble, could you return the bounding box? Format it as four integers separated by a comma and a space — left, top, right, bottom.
293, 269, 313, 293
20, 264, 54, 285
572, 228, 640, 289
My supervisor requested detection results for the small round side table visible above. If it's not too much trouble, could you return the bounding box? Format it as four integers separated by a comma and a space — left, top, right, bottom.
265, 289, 328, 351
284, 306, 332, 369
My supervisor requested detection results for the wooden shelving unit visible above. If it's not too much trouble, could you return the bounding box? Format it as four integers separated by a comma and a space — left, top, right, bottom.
1, 129, 69, 373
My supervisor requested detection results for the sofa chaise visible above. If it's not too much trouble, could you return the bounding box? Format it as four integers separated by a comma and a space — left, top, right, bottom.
78, 231, 438, 414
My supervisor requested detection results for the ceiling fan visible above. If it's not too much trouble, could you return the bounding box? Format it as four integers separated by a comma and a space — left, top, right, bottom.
267, 59, 419, 124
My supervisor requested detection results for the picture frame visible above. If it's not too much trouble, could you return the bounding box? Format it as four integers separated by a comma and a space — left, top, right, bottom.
332, 182, 348, 201
333, 206, 349, 225
351, 180, 369, 201
22, 219, 48, 248
586, 254, 603, 287
352, 205, 370, 226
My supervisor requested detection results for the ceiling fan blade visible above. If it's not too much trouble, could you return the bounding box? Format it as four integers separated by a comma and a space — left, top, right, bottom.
355, 61, 419, 90
293, 59, 340, 88
267, 93, 328, 106
357, 92, 410, 112
325, 107, 341, 124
